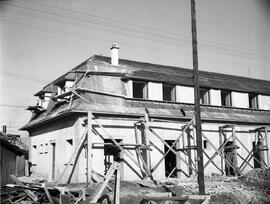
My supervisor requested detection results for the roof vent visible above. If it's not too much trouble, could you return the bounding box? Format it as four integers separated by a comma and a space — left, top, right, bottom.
110, 43, 119, 66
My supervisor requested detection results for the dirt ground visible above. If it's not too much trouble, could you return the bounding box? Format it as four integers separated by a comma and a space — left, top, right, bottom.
85, 168, 270, 204
2, 168, 270, 203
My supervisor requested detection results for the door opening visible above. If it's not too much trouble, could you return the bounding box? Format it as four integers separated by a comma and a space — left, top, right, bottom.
164, 140, 177, 178
253, 141, 262, 168
51, 142, 56, 181
104, 139, 122, 174
224, 141, 237, 176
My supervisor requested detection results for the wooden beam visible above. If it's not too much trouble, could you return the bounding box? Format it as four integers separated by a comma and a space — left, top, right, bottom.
9, 175, 38, 202
150, 119, 194, 174
219, 127, 224, 175
264, 127, 270, 166
149, 128, 197, 172
87, 111, 93, 185
143, 111, 151, 170
58, 128, 87, 183
95, 119, 148, 176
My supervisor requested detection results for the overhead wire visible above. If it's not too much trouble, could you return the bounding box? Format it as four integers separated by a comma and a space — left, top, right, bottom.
16, 0, 270, 61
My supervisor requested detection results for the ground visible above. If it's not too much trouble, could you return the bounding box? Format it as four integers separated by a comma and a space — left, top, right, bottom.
1, 168, 270, 203
86, 168, 270, 204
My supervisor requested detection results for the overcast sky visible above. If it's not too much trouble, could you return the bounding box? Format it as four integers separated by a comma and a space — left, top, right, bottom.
1, 0, 270, 136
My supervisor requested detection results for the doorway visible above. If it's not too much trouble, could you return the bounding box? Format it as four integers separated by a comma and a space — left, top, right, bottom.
224, 141, 237, 176
51, 142, 56, 181
104, 139, 122, 174
164, 140, 177, 178
253, 141, 262, 168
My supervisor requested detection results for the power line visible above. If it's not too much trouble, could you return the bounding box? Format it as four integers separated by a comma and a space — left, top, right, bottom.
7, 0, 270, 61
0, 104, 27, 108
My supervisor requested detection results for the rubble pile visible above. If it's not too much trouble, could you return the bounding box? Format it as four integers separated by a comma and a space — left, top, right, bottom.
239, 168, 270, 184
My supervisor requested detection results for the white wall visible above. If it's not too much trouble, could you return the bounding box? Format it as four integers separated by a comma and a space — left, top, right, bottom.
231, 92, 249, 108
258, 95, 270, 110
126, 80, 133, 98
176, 85, 194, 103
210, 89, 221, 106
148, 82, 162, 100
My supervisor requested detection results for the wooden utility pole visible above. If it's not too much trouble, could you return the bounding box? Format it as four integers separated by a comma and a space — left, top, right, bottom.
190, 0, 205, 194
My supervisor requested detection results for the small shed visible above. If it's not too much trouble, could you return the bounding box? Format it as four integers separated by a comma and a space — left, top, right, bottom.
0, 133, 28, 185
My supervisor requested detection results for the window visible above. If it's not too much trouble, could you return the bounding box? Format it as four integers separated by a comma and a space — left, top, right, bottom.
65, 139, 73, 164
249, 93, 258, 109
203, 140, 209, 149
221, 90, 232, 107
133, 81, 148, 99
163, 84, 176, 101
200, 88, 210, 105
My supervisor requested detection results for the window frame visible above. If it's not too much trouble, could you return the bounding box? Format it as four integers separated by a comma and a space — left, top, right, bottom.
132, 80, 148, 99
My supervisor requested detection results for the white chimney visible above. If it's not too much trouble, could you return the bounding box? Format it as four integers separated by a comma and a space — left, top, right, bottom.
110, 43, 119, 66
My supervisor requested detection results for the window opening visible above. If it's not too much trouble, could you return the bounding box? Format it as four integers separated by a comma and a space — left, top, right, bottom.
203, 140, 209, 149
221, 90, 232, 107
200, 88, 210, 105
133, 81, 148, 99
163, 84, 176, 101
249, 93, 258, 109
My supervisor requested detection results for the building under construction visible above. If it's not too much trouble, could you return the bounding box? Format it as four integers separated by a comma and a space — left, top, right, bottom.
21, 44, 270, 184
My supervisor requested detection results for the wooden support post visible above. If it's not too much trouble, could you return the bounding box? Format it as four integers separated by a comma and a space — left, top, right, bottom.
114, 167, 121, 204
190, 0, 205, 194
87, 110, 93, 185
186, 127, 193, 176
232, 126, 238, 175
264, 127, 269, 166
143, 111, 151, 171
218, 127, 224, 175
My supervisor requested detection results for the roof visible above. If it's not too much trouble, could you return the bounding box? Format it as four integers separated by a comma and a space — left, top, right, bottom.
0, 133, 28, 155
92, 55, 270, 95
22, 55, 270, 131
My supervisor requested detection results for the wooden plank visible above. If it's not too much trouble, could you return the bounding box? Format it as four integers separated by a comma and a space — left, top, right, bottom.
203, 150, 223, 173
9, 175, 38, 202
202, 134, 232, 168
43, 186, 54, 204
114, 168, 120, 204
150, 119, 194, 174
149, 128, 197, 172
95, 119, 148, 176
91, 162, 119, 203
58, 127, 87, 183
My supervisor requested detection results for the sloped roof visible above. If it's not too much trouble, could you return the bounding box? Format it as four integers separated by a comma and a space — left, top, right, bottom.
22, 55, 270, 131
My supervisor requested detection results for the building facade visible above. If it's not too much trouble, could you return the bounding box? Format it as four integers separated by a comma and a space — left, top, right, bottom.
22, 45, 270, 183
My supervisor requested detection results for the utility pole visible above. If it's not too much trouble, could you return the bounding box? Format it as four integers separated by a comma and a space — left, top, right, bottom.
190, 0, 205, 194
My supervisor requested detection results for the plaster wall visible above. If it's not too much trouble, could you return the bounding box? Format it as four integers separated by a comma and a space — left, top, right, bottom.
209, 89, 221, 106
176, 85, 194, 103
231, 92, 249, 108
30, 115, 269, 182
30, 116, 80, 182
148, 82, 162, 100
258, 95, 270, 110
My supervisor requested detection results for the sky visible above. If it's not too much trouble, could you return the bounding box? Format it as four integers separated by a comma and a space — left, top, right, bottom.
1, 0, 270, 137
